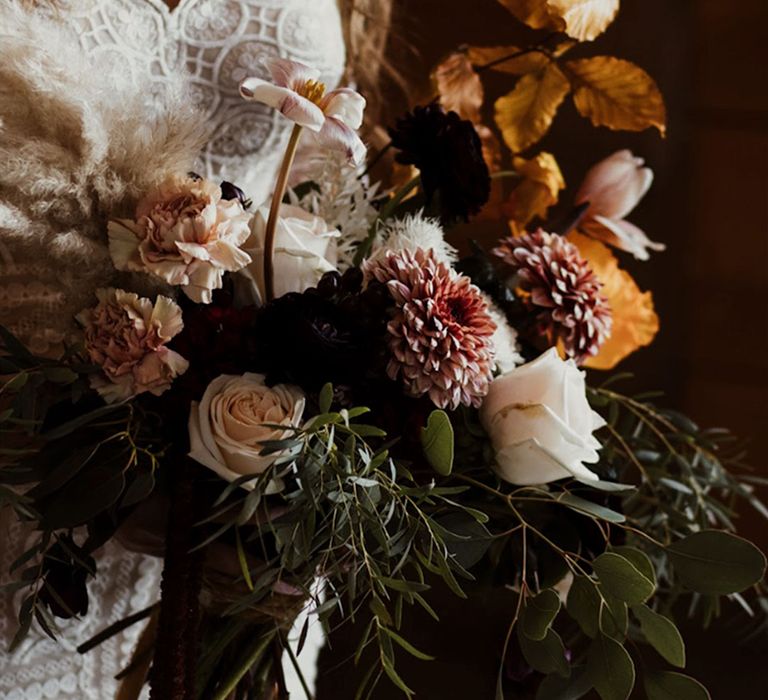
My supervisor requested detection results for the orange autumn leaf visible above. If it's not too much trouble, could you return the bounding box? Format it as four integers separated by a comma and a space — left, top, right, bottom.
495, 62, 571, 153
496, 0, 559, 31
432, 51, 484, 122
508, 152, 565, 225
566, 56, 667, 135
547, 0, 620, 41
467, 45, 551, 76
569, 231, 659, 369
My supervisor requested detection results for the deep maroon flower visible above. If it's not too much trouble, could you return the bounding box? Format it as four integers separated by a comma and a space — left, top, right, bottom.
493, 230, 612, 363
388, 104, 491, 223
250, 269, 390, 402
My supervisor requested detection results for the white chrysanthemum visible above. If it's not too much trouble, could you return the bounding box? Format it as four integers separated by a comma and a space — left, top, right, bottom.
289, 151, 379, 270
484, 296, 524, 374
368, 213, 457, 268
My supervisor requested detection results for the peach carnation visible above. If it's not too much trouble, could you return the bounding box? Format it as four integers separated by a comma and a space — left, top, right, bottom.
76, 288, 188, 403
108, 174, 252, 303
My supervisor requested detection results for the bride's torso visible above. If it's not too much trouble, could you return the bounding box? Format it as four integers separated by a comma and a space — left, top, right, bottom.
0, 2, 345, 698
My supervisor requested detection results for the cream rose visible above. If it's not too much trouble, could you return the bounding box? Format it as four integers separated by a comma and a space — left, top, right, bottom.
479, 348, 605, 484
188, 373, 305, 486
76, 288, 188, 403
108, 174, 252, 303
244, 204, 339, 300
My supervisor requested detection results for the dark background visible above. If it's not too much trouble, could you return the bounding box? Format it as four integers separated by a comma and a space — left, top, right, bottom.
318, 1, 768, 697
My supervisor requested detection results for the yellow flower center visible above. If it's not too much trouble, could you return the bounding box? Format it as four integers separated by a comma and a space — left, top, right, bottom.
297, 79, 326, 104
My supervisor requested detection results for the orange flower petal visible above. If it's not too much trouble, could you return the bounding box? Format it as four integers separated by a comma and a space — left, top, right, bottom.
568, 232, 659, 370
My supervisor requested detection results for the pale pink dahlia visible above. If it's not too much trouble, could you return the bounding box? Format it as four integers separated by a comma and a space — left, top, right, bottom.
368, 248, 496, 410
493, 230, 612, 363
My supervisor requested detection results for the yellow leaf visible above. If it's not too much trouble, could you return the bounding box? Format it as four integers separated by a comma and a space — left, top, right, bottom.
566, 56, 667, 135
432, 51, 484, 122
497, 0, 559, 30
569, 232, 659, 369
509, 152, 565, 224
495, 63, 571, 153
547, 0, 619, 41
467, 45, 550, 76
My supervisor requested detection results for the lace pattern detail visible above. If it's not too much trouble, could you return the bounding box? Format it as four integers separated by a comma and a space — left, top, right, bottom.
0, 1, 345, 696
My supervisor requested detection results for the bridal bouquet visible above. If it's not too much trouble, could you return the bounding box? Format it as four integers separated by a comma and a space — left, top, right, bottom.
1, 2, 766, 699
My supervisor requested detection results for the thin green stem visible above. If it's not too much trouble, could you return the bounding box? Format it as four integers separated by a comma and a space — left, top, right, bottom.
263, 123, 303, 302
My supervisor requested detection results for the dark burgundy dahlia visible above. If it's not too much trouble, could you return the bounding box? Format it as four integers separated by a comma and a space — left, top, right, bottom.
388, 104, 491, 223
250, 269, 390, 402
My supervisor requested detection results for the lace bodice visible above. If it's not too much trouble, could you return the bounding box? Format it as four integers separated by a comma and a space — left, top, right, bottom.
0, 1, 344, 697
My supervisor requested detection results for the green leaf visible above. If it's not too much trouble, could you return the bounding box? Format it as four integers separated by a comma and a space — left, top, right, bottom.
420, 410, 454, 476
318, 382, 334, 413
575, 479, 635, 493
593, 552, 655, 605
557, 493, 625, 523
666, 530, 766, 595
42, 366, 79, 384
644, 671, 711, 700
517, 626, 570, 678
521, 589, 561, 641
536, 665, 592, 700
598, 591, 628, 640
586, 634, 635, 700
611, 546, 656, 586
567, 575, 600, 638
3, 372, 28, 392
383, 628, 435, 661
631, 604, 685, 668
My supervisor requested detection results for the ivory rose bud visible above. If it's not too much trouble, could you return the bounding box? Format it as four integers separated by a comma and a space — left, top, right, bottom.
575, 149, 664, 261
76, 288, 188, 403
479, 348, 605, 484
108, 174, 252, 303
245, 204, 339, 300
188, 373, 305, 486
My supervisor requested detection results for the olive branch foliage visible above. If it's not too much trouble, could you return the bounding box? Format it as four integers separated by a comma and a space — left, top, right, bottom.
1, 316, 766, 700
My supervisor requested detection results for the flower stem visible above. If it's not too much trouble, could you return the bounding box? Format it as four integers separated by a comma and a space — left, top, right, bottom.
263, 123, 303, 302
353, 174, 421, 266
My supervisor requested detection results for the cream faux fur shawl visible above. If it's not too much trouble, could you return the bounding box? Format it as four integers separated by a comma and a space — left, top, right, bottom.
0, 3, 207, 355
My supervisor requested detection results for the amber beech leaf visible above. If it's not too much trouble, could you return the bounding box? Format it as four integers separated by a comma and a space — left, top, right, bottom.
497, 0, 559, 30
569, 232, 659, 370
566, 56, 667, 135
467, 45, 551, 76
508, 152, 565, 225
548, 0, 620, 41
495, 63, 571, 153
432, 51, 484, 122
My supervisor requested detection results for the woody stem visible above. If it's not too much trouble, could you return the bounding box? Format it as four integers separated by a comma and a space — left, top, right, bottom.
263, 123, 303, 303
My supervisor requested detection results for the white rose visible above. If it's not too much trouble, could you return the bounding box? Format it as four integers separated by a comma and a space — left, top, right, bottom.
245, 204, 339, 300
479, 348, 605, 484
188, 373, 305, 487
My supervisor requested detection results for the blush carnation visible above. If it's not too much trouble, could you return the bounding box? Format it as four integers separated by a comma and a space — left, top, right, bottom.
368, 248, 496, 410
76, 288, 188, 403
493, 230, 612, 363
108, 174, 252, 303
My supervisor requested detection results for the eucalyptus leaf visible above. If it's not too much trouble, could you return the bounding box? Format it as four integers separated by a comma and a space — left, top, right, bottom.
517, 626, 570, 678
567, 575, 600, 638
598, 591, 628, 640
644, 671, 711, 700
557, 493, 625, 523
631, 604, 685, 667
610, 546, 656, 586
420, 410, 454, 476
536, 665, 592, 700
586, 634, 635, 700
319, 382, 334, 413
666, 530, 766, 595
593, 552, 655, 605
521, 589, 561, 641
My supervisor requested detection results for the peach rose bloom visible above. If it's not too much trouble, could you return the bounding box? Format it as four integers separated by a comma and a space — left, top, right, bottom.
108, 174, 252, 303
76, 288, 188, 403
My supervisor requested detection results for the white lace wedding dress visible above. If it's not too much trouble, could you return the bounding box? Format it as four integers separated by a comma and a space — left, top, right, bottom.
0, 1, 344, 698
